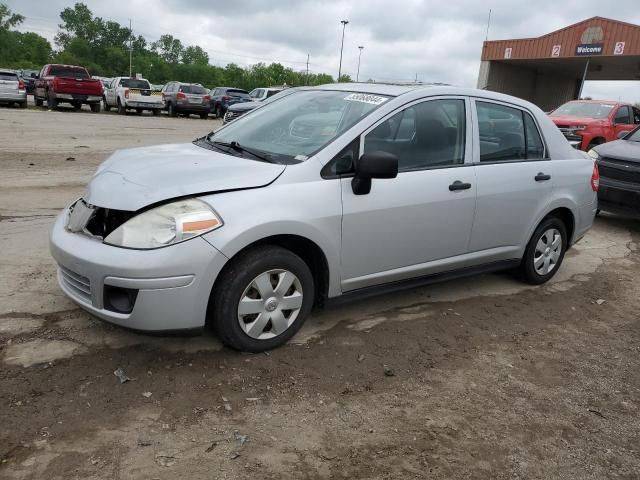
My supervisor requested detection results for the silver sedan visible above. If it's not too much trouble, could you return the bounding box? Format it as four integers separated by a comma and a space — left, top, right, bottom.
0, 69, 27, 108
50, 83, 597, 352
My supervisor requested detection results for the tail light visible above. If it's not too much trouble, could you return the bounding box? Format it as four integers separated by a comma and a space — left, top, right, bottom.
176, 92, 186, 100
124, 88, 129, 99
591, 162, 600, 192
18, 79, 26, 91
203, 95, 210, 103
221, 95, 231, 102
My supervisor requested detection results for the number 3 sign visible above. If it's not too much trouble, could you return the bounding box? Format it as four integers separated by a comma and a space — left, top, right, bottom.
614, 42, 625, 55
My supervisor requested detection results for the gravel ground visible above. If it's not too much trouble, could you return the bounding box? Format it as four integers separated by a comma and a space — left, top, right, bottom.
1, 106, 639, 479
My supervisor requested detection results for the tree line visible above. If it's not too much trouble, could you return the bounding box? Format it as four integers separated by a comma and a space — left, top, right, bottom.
0, 2, 348, 89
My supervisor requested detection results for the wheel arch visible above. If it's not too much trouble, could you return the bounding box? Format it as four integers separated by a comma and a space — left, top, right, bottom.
210, 234, 332, 309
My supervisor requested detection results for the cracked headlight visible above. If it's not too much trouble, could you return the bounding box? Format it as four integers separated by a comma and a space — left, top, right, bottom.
104, 198, 223, 249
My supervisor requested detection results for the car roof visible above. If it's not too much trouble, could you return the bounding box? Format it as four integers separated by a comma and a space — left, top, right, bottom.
0, 69, 18, 74
565, 99, 624, 106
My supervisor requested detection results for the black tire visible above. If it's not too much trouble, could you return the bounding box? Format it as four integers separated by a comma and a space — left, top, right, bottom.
216, 105, 223, 119
136, 108, 143, 115
103, 97, 111, 112
117, 99, 126, 115
35, 96, 43, 107
152, 109, 160, 116
210, 246, 315, 352
200, 112, 208, 120
519, 216, 568, 285
90, 102, 101, 113
47, 92, 57, 110
168, 102, 177, 117
72, 102, 82, 111
19, 101, 27, 109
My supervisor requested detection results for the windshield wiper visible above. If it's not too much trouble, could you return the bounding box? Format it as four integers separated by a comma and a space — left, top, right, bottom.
212, 140, 273, 163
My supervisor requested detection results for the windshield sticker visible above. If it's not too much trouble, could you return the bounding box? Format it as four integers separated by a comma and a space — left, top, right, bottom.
344, 93, 388, 105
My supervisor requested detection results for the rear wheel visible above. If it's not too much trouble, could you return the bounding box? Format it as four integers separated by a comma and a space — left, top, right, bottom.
35, 96, 43, 107
216, 105, 223, 119
200, 112, 208, 120
72, 102, 82, 111
168, 102, 177, 117
117, 99, 126, 115
136, 108, 143, 115
90, 102, 101, 113
210, 246, 314, 352
19, 101, 27, 109
103, 97, 111, 112
152, 109, 160, 116
519, 216, 567, 285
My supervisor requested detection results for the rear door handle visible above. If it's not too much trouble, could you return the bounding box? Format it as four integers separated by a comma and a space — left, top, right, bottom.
535, 173, 551, 181
449, 181, 472, 191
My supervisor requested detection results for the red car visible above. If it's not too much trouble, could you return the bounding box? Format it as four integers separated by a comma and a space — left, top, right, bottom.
549, 100, 640, 151
34, 64, 104, 113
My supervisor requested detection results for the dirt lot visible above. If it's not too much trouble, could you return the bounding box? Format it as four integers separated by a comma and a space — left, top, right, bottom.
1, 106, 640, 479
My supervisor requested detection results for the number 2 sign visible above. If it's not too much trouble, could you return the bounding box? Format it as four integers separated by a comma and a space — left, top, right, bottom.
551, 45, 561, 57
614, 42, 625, 55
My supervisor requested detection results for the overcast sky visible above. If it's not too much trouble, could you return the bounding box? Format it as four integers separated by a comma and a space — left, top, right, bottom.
8, 0, 640, 101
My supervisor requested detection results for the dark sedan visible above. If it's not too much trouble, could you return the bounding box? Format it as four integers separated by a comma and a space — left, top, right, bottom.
590, 127, 640, 219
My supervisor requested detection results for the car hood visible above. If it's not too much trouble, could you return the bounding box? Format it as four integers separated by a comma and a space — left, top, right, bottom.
228, 101, 261, 112
594, 139, 640, 162
549, 115, 601, 126
84, 142, 286, 211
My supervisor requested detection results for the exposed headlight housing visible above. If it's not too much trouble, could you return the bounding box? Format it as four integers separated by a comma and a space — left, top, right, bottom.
104, 198, 222, 249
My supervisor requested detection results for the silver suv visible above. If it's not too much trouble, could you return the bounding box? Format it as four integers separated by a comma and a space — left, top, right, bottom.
50, 84, 598, 352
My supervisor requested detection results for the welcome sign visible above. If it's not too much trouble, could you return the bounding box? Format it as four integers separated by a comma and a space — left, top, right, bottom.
575, 43, 604, 55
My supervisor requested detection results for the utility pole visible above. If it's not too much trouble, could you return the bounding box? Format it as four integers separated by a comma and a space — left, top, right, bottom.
129, 18, 133, 78
485, 9, 492, 41
306, 53, 309, 85
356, 46, 364, 82
337, 19, 349, 82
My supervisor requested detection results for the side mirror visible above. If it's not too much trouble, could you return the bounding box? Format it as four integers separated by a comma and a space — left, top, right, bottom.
617, 130, 631, 140
351, 150, 399, 195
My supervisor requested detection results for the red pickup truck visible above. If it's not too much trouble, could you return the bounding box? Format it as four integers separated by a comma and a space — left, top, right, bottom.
34, 64, 104, 113
549, 100, 640, 151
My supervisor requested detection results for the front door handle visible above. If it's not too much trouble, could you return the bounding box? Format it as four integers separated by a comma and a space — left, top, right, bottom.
449, 181, 472, 191
535, 173, 551, 182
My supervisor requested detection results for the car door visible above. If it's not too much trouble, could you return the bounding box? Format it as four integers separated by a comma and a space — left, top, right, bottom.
468, 99, 552, 261
105, 78, 117, 105
340, 97, 477, 291
613, 106, 635, 138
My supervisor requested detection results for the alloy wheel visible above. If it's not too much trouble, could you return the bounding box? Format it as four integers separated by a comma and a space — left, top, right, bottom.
237, 269, 303, 340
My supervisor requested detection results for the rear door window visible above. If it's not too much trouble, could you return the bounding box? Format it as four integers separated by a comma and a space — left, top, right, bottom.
476, 101, 545, 162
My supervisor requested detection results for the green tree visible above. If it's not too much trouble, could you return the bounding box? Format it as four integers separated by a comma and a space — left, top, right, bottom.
0, 2, 23, 30
182, 45, 209, 65
151, 34, 184, 64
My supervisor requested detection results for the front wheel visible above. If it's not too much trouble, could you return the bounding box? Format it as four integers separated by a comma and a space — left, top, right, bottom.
152, 109, 160, 116
90, 102, 101, 113
200, 112, 208, 120
210, 246, 314, 352
168, 102, 177, 117
19, 101, 27, 109
117, 99, 126, 115
216, 106, 223, 119
519, 217, 567, 285
35, 96, 43, 107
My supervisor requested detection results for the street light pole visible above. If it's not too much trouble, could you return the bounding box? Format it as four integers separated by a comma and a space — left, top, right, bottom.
356, 45, 364, 82
337, 19, 349, 82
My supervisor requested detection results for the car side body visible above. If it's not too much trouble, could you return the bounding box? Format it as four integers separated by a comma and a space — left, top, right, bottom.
49, 84, 597, 351
34, 64, 103, 112
161, 81, 211, 119
549, 100, 640, 151
0, 69, 27, 108
590, 127, 640, 219
103, 76, 163, 114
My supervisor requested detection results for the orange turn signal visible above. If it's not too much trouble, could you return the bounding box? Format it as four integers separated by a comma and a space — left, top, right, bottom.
182, 218, 220, 232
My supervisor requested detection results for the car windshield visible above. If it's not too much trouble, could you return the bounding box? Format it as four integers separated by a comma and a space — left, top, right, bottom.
49, 66, 90, 78
0, 72, 18, 80
625, 127, 640, 142
180, 85, 208, 94
119, 78, 150, 89
208, 90, 390, 162
551, 102, 614, 119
